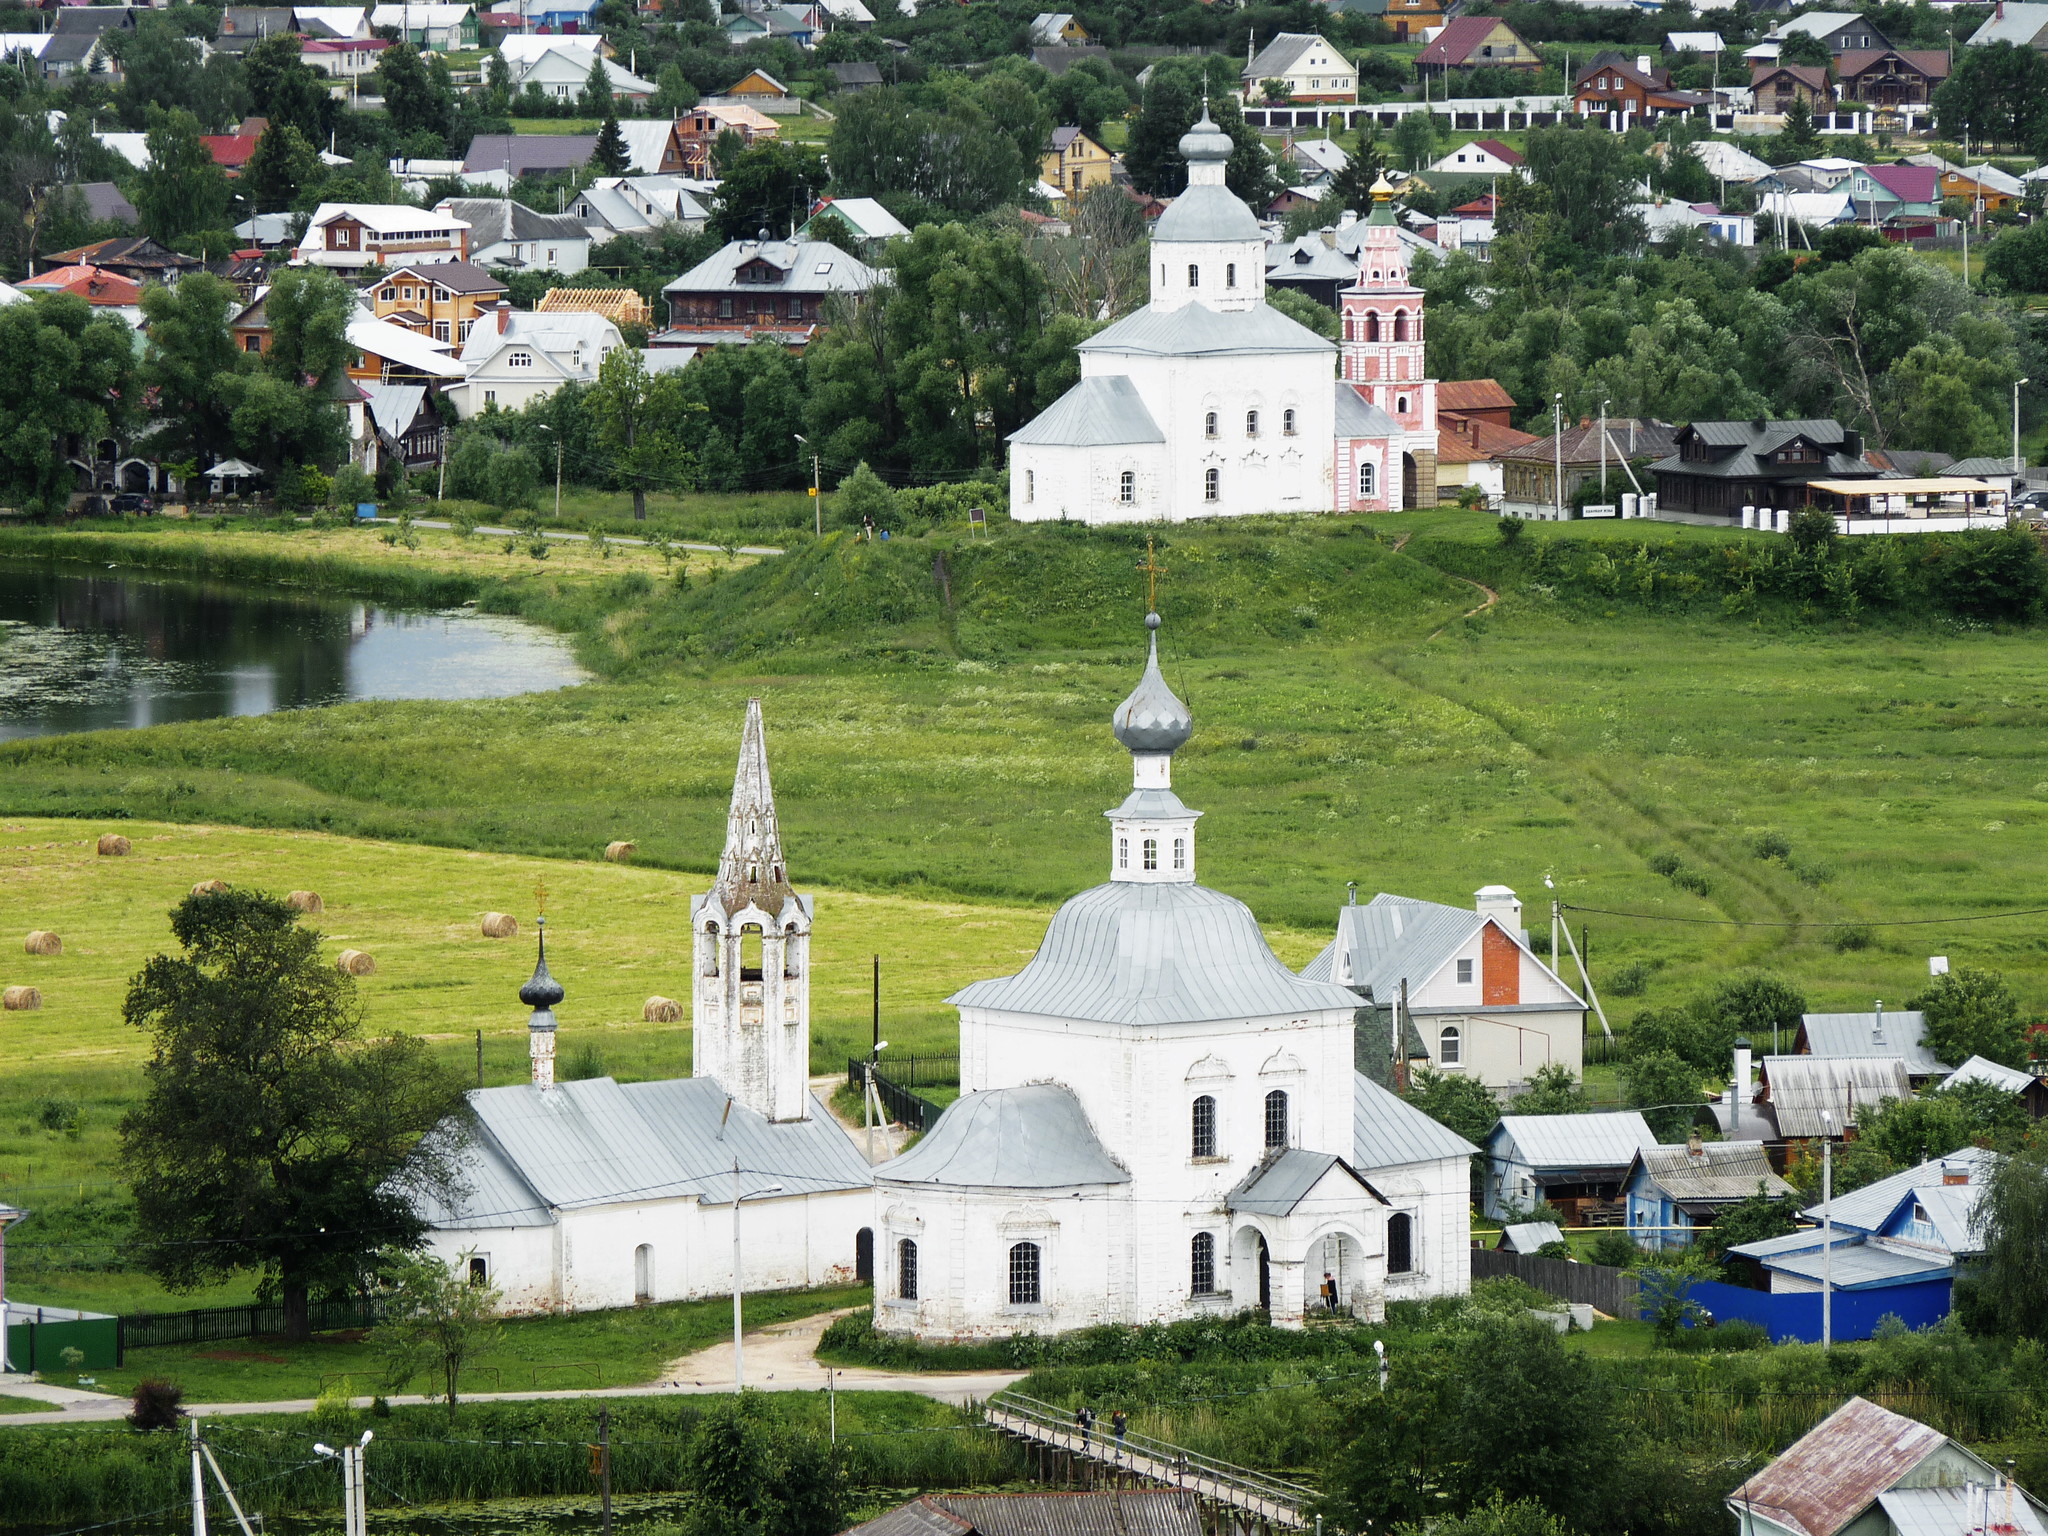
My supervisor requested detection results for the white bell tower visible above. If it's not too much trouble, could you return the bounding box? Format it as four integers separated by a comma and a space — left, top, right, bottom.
690, 698, 813, 1122
1106, 613, 1200, 883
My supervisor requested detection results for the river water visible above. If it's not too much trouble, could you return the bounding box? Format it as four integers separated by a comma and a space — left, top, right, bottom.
0, 559, 588, 740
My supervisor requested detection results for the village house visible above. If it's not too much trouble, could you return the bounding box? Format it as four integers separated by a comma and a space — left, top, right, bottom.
573, 174, 711, 239
434, 198, 591, 274
1418, 17, 1542, 79
1383, 0, 1447, 42
1797, 1007, 1949, 1084
364, 260, 507, 346
1749, 62, 1833, 115
18, 264, 144, 327
1436, 409, 1540, 502
344, 313, 468, 387
293, 203, 470, 270
796, 196, 908, 255
1767, 11, 1890, 54
1242, 32, 1358, 103
510, 47, 655, 103
1427, 139, 1524, 177
1622, 1137, 1796, 1251
301, 36, 390, 80
719, 9, 814, 47
35, 235, 201, 286
1928, 160, 2025, 212
1481, 1112, 1658, 1224
447, 304, 621, 417
672, 104, 779, 177
657, 235, 881, 349
1752, 1053, 1914, 1145
367, 2, 477, 49
720, 68, 797, 109
1499, 416, 1679, 517
1303, 886, 1588, 1089
1730, 1396, 2048, 1536
830, 60, 884, 92
1845, 162, 1941, 225
1575, 52, 1711, 119
361, 381, 447, 473
495, 33, 612, 66
1968, 1, 2048, 50
1834, 47, 1947, 104
1030, 11, 1090, 44
1944, 1054, 2048, 1116
1649, 417, 1880, 521
1041, 126, 1115, 204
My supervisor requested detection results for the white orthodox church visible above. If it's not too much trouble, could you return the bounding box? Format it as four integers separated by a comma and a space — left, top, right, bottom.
414, 702, 874, 1313
870, 618, 1476, 1338
1007, 111, 1441, 522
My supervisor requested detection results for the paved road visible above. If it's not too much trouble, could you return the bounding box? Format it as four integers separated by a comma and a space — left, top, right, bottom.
0, 1312, 1020, 1427
368, 517, 785, 557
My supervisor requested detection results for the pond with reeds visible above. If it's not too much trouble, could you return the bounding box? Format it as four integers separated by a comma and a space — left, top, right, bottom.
0, 557, 587, 740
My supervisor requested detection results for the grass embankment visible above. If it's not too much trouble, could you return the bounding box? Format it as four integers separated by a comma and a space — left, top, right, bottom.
0, 1391, 1018, 1530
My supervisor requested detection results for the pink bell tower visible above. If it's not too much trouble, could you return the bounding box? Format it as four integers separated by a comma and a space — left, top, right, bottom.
1339, 178, 1436, 439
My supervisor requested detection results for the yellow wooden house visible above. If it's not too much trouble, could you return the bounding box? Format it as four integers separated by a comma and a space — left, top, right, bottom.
1040, 126, 1115, 204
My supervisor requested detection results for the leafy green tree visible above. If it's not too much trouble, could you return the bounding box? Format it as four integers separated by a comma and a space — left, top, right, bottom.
592, 114, 630, 176
1586, 1230, 1642, 1269
589, 346, 694, 520
378, 42, 451, 143
1405, 1065, 1499, 1144
1317, 1353, 1455, 1532
1860, 1081, 2027, 1168
138, 272, 243, 469
0, 293, 137, 513
1779, 32, 1833, 68
1963, 1139, 2045, 1337
484, 51, 514, 113
119, 888, 467, 1340
1268, 285, 1339, 339
680, 1395, 846, 1536
1700, 1186, 1797, 1259
244, 33, 333, 144
1912, 966, 2027, 1068
1323, 121, 1392, 216
1450, 1315, 1618, 1522
1042, 57, 1127, 141
654, 62, 697, 116
1403, 1496, 1574, 1536
114, 18, 244, 132
1392, 108, 1440, 171
828, 87, 1028, 221
1778, 98, 1820, 156
712, 141, 830, 243
242, 122, 323, 215
1512, 1063, 1588, 1116
1934, 40, 2048, 151
580, 55, 614, 120
1984, 220, 2048, 294
1122, 59, 1274, 205
834, 460, 898, 531
1696, 972, 1807, 1060
1497, 122, 1645, 267
368, 1248, 502, 1421
134, 105, 231, 244
486, 444, 541, 509
1621, 1051, 1704, 1142
1633, 1250, 1716, 1344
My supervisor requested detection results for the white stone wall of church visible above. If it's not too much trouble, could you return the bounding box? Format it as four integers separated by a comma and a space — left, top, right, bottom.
1148, 241, 1267, 312
425, 1187, 871, 1315
1369, 1155, 1472, 1302
1010, 442, 1170, 524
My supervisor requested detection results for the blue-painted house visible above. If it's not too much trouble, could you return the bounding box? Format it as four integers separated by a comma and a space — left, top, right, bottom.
1622, 1137, 1795, 1252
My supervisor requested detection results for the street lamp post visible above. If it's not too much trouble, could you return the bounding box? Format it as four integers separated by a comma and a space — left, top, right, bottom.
1820, 1107, 1835, 1350
1552, 392, 1564, 521
731, 1170, 785, 1390
794, 433, 821, 536
864, 1038, 890, 1162
537, 424, 562, 520
1600, 397, 1610, 500
2014, 378, 2029, 481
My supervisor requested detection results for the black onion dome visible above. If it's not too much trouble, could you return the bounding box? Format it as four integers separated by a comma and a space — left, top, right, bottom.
1111, 614, 1193, 754
519, 921, 565, 1009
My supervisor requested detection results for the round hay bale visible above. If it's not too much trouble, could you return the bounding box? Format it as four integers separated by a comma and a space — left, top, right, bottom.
480, 912, 518, 939
24, 931, 61, 957
96, 834, 131, 857
643, 995, 682, 1023
3, 985, 41, 1012
604, 841, 636, 864
190, 879, 230, 897
336, 949, 376, 977
286, 890, 324, 914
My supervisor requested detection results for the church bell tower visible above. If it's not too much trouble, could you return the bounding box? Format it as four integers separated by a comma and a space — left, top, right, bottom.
690, 699, 813, 1122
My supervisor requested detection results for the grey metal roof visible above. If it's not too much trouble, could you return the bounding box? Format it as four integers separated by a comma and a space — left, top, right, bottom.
1078, 301, 1333, 360
949, 880, 1363, 1027
463, 134, 599, 177
622, 1077, 872, 1199
1500, 1220, 1564, 1253
411, 1125, 554, 1230
1899, 1181, 1987, 1256
1805, 1146, 1998, 1232
1354, 1070, 1480, 1169
1800, 1011, 1947, 1075
663, 237, 881, 298
361, 381, 427, 442
1762, 1241, 1952, 1289
1227, 1148, 1384, 1216
851, 1491, 1204, 1536
1006, 374, 1165, 447
1968, 1, 2048, 44
1112, 626, 1192, 754
1334, 382, 1401, 439
439, 197, 588, 245
1267, 236, 1363, 284
1943, 1054, 2033, 1093
1628, 1140, 1794, 1204
1879, 1486, 2048, 1536
1486, 1112, 1657, 1173
1760, 1054, 1913, 1138
845, 1497, 973, 1536
1726, 1226, 1844, 1260
1153, 184, 1266, 244
876, 1083, 1129, 1189
1301, 892, 1581, 1009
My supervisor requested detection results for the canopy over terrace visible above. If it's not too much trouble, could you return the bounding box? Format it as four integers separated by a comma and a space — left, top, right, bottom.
1803, 476, 2008, 533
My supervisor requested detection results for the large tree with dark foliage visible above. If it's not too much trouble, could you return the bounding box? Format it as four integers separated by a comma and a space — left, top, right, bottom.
1123, 58, 1276, 205
0, 293, 136, 513
120, 889, 468, 1340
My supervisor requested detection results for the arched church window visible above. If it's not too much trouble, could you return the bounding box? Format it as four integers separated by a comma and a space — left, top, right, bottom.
898, 1238, 918, 1300
1187, 264, 1200, 287
1142, 837, 1158, 870
1264, 1090, 1289, 1148
702, 923, 721, 977
1439, 1025, 1462, 1066
1397, 395, 1410, 415
1204, 411, 1218, 439
1393, 312, 1409, 342
1245, 409, 1259, 437
1191, 1095, 1216, 1158
1173, 836, 1186, 870
1283, 408, 1296, 437
1387, 1212, 1414, 1275
1118, 837, 1129, 870
1226, 262, 1237, 288
741, 927, 763, 980
1358, 462, 1376, 498
1009, 1241, 1041, 1305
1191, 1232, 1216, 1295
1366, 313, 1380, 342
1204, 467, 1220, 502
1119, 470, 1135, 503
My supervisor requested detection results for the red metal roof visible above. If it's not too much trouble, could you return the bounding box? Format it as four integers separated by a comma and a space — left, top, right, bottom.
1470, 138, 1523, 165
1439, 378, 1517, 414
20, 264, 141, 305
1726, 1397, 1946, 1536
1419, 16, 1515, 67
1863, 162, 1939, 204
201, 133, 263, 169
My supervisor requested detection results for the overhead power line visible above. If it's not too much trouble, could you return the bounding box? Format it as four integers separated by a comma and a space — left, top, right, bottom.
1559, 901, 2048, 930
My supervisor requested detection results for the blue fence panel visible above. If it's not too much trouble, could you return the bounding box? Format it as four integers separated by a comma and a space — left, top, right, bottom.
1684, 1277, 1952, 1343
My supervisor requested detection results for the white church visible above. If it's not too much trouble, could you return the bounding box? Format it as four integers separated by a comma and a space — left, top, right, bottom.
1007, 109, 1443, 522
415, 702, 875, 1312
869, 616, 1476, 1338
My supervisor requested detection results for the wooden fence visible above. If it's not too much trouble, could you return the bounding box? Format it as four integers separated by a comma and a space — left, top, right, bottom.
1471, 1246, 1640, 1317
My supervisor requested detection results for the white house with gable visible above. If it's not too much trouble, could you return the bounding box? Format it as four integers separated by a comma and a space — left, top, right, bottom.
871, 616, 1475, 1339
1304, 888, 1587, 1088
415, 701, 874, 1311
447, 307, 620, 418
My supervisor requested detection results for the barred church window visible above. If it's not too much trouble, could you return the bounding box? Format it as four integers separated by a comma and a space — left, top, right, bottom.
1246, 410, 1259, 437
1204, 411, 1218, 438
1187, 264, 1200, 286
1025, 469, 1035, 502
1118, 837, 1129, 870
1191, 1232, 1216, 1295
1143, 837, 1158, 870
1226, 263, 1237, 288
1204, 467, 1219, 501
1264, 1089, 1289, 1148
1283, 409, 1296, 436
1009, 1241, 1041, 1305
1192, 1095, 1216, 1157
1388, 1212, 1414, 1274
1120, 470, 1135, 503
899, 1238, 919, 1300
1173, 837, 1186, 870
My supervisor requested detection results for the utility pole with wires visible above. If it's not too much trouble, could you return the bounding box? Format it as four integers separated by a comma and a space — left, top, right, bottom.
795, 433, 820, 535
594, 1406, 613, 1536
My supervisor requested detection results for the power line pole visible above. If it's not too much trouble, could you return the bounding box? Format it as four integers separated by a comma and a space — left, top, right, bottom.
597, 1406, 613, 1536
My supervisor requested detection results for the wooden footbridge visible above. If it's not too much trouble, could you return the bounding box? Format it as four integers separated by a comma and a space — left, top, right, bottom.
985, 1390, 1315, 1533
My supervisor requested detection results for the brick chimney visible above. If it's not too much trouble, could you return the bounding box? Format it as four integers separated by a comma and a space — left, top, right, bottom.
1943, 1159, 1972, 1186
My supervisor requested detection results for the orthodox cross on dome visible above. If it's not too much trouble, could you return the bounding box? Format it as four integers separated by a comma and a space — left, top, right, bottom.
533, 877, 547, 916
1138, 536, 1165, 614
712, 697, 792, 914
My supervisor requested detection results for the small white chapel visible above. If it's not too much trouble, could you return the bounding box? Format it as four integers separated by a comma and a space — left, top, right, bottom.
1006, 109, 1442, 522
870, 616, 1476, 1339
